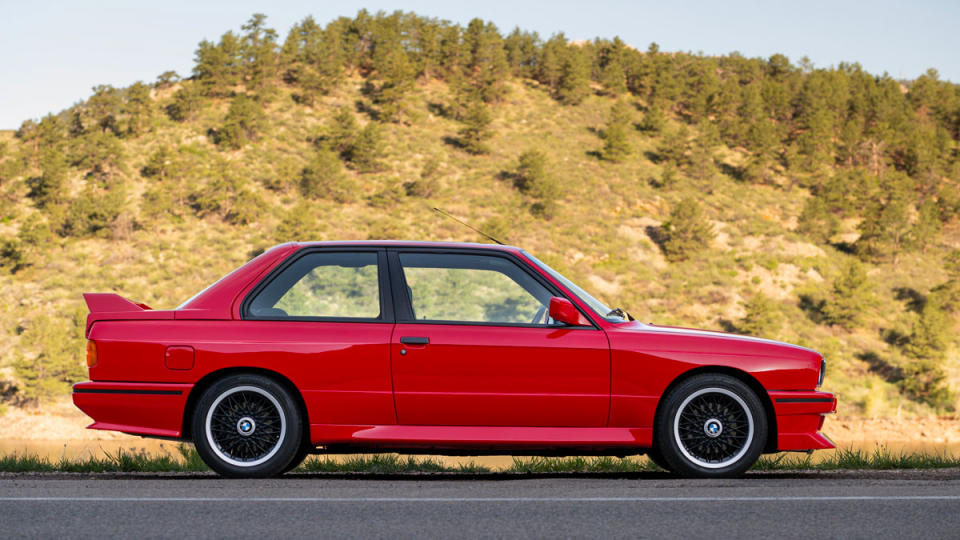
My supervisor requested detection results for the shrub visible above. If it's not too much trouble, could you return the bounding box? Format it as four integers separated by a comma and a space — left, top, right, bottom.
300, 148, 355, 203
12, 310, 87, 402
898, 300, 954, 410
738, 294, 782, 337
275, 201, 320, 242
458, 99, 493, 155
600, 101, 632, 162
59, 187, 125, 237
822, 259, 872, 329
215, 95, 267, 149
661, 197, 715, 261
166, 84, 203, 122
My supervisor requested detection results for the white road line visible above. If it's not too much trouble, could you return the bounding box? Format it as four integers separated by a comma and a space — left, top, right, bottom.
0, 496, 959, 502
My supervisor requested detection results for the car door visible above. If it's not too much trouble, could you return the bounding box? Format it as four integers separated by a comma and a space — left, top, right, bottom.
240, 249, 396, 426
389, 249, 610, 427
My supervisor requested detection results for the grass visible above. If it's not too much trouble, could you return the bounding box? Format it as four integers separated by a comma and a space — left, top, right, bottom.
1, 446, 958, 474
0, 444, 208, 473
754, 446, 960, 471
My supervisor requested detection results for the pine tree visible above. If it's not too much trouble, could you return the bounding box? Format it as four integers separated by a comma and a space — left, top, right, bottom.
26, 149, 67, 207
600, 100, 632, 162
907, 199, 942, 253
638, 104, 666, 133
216, 94, 267, 149
661, 197, 715, 261
797, 196, 839, 244
12, 310, 88, 402
348, 123, 384, 172
166, 84, 203, 122
598, 38, 628, 96
738, 294, 782, 337
124, 82, 153, 136
822, 259, 873, 328
458, 98, 493, 154
512, 150, 559, 218
556, 45, 591, 105
462, 18, 509, 103
325, 106, 359, 157
300, 147, 355, 202
899, 297, 954, 408
536, 34, 567, 90
240, 14, 279, 94
373, 43, 415, 121
193, 32, 243, 96
931, 249, 960, 313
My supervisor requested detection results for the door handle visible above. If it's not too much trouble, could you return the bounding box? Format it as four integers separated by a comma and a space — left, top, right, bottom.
400, 336, 430, 345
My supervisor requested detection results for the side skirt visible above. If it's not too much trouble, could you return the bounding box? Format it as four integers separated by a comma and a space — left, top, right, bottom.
309, 424, 653, 455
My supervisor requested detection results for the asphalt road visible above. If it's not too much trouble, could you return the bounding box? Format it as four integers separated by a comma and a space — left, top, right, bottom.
2, 470, 959, 539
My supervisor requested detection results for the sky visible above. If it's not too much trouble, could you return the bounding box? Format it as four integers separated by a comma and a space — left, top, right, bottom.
2, 0, 959, 129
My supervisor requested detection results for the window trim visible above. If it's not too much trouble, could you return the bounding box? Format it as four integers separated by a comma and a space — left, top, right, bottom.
388, 247, 599, 330
240, 248, 393, 323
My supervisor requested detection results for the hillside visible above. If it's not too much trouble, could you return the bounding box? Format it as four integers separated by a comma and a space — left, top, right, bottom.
1, 11, 959, 420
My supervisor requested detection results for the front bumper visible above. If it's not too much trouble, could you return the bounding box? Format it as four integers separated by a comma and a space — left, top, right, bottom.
769, 390, 837, 451
72, 381, 193, 439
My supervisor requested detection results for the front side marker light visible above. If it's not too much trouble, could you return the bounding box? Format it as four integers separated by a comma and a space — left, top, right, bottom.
86, 340, 98, 368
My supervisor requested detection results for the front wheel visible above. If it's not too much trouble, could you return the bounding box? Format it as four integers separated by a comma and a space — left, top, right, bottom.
192, 374, 303, 478
654, 374, 767, 478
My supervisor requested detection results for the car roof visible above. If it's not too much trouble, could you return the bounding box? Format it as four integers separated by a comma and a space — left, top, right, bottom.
289, 240, 524, 253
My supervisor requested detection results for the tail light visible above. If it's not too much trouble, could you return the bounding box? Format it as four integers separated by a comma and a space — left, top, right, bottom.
818, 358, 826, 388
86, 340, 98, 368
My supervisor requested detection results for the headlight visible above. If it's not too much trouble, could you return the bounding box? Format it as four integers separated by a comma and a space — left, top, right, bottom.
818, 358, 826, 388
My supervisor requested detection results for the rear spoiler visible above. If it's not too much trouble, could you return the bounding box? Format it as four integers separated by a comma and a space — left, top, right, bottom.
82, 293, 172, 337
83, 293, 151, 312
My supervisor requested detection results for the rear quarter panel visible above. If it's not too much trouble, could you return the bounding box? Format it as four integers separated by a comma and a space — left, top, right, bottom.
86, 320, 396, 429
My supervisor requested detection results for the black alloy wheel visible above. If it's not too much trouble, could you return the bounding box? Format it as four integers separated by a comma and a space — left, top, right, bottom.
654, 374, 767, 478
192, 374, 303, 478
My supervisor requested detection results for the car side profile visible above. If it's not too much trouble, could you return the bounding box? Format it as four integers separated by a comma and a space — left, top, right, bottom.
73, 241, 835, 478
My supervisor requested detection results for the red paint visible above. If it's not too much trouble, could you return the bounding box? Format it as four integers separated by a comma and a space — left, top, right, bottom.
72, 241, 835, 455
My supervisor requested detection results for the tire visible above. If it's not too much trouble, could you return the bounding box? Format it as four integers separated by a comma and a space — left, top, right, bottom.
282, 443, 311, 474
654, 374, 767, 478
192, 374, 303, 478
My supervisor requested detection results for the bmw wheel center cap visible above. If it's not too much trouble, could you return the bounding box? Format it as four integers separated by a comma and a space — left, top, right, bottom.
237, 417, 256, 437
704, 418, 723, 438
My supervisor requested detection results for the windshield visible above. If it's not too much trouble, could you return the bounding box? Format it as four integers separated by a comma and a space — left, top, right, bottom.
522, 251, 627, 323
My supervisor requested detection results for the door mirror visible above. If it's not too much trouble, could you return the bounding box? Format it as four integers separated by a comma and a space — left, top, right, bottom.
548, 297, 591, 326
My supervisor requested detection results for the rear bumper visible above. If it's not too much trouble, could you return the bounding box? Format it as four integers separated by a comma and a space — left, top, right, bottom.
769, 390, 837, 451
72, 381, 193, 439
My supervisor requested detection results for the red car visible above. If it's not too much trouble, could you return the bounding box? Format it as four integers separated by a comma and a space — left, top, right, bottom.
73, 241, 835, 477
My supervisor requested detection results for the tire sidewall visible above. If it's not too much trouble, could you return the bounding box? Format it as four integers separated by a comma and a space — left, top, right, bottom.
655, 374, 767, 478
192, 374, 303, 478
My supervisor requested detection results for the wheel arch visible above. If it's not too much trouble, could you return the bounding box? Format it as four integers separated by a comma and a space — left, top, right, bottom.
181, 367, 310, 445
653, 366, 778, 453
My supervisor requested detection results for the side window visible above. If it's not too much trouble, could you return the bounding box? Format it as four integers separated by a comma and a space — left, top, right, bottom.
398, 253, 555, 325
247, 252, 381, 319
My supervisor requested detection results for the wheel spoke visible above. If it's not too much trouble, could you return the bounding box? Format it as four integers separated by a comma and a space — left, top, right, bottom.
675, 389, 753, 466
209, 388, 284, 464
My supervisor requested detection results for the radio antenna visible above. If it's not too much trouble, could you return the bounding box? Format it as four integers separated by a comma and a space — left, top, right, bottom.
431, 207, 505, 245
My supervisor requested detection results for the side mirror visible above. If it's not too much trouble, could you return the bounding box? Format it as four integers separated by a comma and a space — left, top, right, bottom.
548, 297, 591, 326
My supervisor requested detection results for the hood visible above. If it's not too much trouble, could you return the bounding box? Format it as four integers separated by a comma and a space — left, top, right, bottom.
637, 323, 820, 355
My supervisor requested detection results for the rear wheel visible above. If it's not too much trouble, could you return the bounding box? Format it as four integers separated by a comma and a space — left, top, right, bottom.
192, 374, 303, 478
654, 374, 767, 478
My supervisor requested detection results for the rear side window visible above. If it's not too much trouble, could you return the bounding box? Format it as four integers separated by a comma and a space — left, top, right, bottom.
247, 252, 381, 319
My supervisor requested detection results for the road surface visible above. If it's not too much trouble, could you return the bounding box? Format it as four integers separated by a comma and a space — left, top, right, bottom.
2, 470, 959, 538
